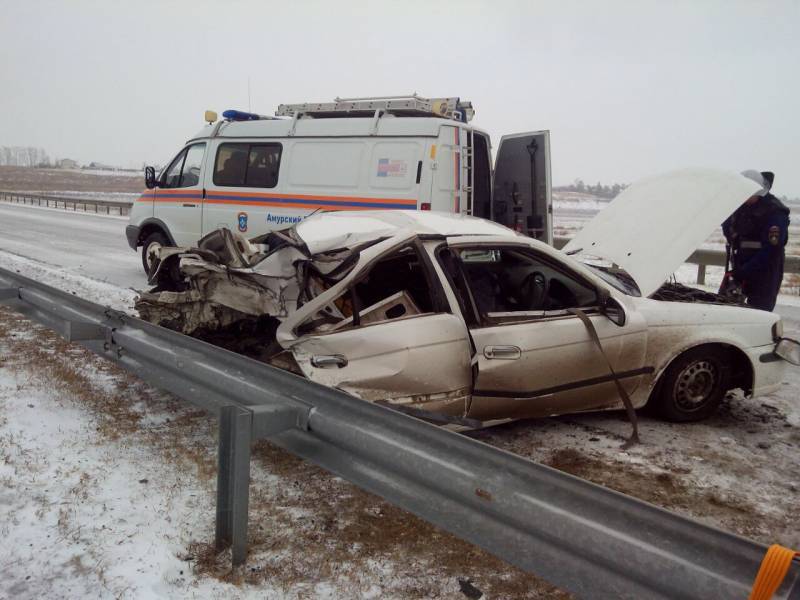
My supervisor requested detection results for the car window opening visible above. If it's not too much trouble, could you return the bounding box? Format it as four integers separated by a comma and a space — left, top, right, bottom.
455, 247, 598, 323
299, 245, 436, 335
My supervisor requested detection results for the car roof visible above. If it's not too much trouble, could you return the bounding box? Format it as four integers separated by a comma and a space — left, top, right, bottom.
293, 210, 519, 254
189, 116, 474, 142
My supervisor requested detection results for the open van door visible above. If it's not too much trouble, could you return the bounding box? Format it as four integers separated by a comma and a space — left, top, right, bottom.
491, 131, 552, 244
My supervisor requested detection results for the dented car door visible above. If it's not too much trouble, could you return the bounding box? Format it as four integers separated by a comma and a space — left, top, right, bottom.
278, 237, 473, 416
439, 239, 649, 420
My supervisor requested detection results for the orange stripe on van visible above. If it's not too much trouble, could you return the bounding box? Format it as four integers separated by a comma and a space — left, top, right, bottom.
205, 190, 416, 205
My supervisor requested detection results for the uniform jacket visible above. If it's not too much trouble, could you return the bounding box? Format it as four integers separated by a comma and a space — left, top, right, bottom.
722, 193, 790, 305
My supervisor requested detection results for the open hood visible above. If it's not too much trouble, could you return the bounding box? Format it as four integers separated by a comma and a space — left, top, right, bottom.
563, 168, 761, 297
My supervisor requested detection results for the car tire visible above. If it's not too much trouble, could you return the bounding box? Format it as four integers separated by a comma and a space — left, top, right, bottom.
652, 346, 730, 422
141, 231, 169, 275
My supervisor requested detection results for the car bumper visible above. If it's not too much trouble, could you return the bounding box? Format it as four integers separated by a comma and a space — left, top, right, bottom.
125, 225, 140, 250
749, 343, 788, 397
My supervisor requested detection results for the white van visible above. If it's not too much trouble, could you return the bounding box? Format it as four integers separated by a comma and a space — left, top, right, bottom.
125, 95, 552, 272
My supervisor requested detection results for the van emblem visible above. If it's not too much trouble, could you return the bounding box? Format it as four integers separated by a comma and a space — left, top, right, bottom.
237, 212, 248, 232
377, 158, 408, 177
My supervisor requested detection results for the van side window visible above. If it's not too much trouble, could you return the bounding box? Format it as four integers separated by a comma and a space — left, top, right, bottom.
214, 143, 282, 188
161, 143, 206, 189
161, 149, 186, 189
180, 144, 205, 187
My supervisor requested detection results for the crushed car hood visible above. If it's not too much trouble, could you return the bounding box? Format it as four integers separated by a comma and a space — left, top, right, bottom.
563, 168, 761, 297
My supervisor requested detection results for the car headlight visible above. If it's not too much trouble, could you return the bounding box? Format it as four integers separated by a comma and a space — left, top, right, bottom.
772, 319, 784, 341
775, 338, 800, 366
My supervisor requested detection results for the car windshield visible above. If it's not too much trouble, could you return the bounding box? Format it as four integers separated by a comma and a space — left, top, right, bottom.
582, 262, 641, 297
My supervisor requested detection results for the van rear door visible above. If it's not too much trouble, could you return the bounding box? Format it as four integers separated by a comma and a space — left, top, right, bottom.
491, 131, 552, 244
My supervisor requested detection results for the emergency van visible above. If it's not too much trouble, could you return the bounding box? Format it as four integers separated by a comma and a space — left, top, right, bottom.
125, 95, 552, 272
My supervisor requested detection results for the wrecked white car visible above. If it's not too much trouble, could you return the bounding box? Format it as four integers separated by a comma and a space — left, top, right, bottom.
136, 169, 799, 426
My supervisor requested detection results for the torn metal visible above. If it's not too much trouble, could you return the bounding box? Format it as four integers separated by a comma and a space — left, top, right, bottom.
136, 227, 371, 336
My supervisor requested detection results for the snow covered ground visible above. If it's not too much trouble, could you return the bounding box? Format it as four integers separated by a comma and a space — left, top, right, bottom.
1, 201, 799, 599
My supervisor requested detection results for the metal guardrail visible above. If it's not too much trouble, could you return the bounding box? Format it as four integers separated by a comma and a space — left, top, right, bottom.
0, 190, 132, 216
1, 266, 798, 599
554, 236, 800, 285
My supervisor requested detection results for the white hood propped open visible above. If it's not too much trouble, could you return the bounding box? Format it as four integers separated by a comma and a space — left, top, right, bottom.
563, 168, 761, 297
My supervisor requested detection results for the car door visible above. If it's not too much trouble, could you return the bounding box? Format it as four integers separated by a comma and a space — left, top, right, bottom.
439, 240, 649, 421
278, 238, 473, 416
154, 143, 206, 246
491, 131, 552, 243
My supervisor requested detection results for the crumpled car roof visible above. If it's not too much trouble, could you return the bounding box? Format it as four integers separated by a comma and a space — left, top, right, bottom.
294, 210, 519, 254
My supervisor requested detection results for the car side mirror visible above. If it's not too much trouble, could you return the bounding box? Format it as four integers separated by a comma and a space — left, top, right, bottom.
598, 288, 626, 327
144, 166, 159, 189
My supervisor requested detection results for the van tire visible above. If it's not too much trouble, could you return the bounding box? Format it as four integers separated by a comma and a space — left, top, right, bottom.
652, 346, 730, 422
141, 231, 169, 275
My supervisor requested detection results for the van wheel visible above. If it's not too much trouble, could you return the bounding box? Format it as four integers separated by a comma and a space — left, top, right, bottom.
141, 231, 169, 275
652, 346, 729, 422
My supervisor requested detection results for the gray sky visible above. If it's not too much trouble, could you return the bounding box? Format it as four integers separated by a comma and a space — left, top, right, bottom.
2, 0, 799, 195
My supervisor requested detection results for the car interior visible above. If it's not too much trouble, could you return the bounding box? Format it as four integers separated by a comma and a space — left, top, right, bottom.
453, 247, 598, 320
299, 245, 436, 335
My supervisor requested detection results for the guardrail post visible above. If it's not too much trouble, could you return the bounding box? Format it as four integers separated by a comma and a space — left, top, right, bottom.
697, 264, 706, 285
215, 404, 252, 566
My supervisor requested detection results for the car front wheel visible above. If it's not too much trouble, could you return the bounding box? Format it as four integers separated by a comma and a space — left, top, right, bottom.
653, 346, 730, 422
141, 231, 169, 276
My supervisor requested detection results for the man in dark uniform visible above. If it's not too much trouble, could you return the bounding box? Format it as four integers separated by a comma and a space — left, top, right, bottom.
722, 170, 791, 311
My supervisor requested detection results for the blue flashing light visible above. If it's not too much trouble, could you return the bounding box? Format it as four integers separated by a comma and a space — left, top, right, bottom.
222, 109, 261, 121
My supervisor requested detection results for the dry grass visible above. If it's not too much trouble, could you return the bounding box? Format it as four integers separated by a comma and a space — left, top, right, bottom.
543, 447, 787, 541
179, 439, 571, 598
0, 165, 142, 193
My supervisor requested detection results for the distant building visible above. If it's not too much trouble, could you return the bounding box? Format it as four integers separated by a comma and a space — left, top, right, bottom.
87, 161, 115, 171
57, 158, 79, 169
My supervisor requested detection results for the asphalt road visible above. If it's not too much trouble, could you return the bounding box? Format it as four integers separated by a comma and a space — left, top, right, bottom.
0, 202, 145, 289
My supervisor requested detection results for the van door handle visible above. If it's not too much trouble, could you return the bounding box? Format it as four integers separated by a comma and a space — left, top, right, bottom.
311, 354, 348, 368
182, 203, 197, 207
484, 345, 521, 360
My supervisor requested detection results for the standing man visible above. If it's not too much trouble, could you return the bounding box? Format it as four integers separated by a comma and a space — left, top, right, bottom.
722, 170, 790, 311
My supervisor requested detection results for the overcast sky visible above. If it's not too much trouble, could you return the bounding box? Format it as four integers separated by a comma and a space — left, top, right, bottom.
2, 0, 798, 195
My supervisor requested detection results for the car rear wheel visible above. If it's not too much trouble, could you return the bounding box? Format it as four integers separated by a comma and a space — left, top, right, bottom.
141, 231, 169, 275
653, 346, 730, 422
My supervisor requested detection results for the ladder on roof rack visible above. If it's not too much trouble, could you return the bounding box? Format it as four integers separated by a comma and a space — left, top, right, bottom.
275, 94, 474, 123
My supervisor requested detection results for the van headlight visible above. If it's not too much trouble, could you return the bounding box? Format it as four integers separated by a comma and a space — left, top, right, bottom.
772, 320, 784, 341
775, 338, 800, 366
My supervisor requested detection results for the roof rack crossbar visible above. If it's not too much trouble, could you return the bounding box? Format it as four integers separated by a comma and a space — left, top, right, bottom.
275, 94, 474, 123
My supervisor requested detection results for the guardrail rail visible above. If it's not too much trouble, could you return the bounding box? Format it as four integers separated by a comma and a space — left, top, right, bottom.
0, 190, 132, 216
0, 265, 798, 599
553, 236, 800, 285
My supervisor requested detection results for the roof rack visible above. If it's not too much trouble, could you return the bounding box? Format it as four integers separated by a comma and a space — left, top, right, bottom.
275, 94, 474, 123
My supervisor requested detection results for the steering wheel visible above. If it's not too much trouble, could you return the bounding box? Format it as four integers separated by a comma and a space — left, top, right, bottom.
520, 271, 549, 310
